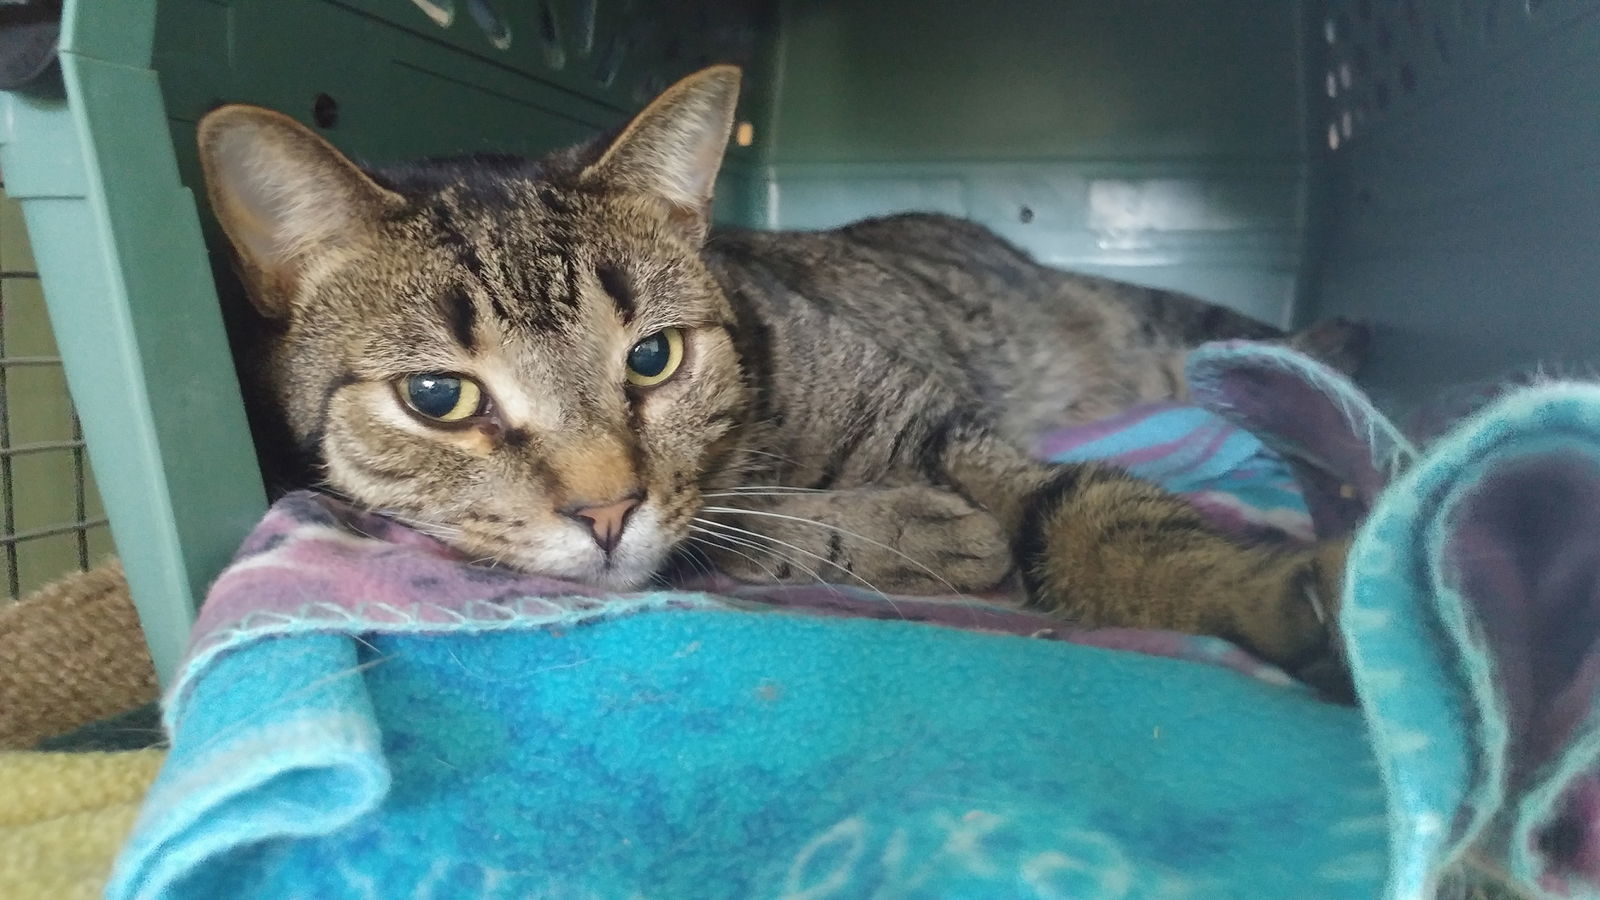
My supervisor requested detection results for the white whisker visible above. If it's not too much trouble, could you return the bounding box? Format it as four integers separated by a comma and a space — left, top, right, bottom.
699, 505, 971, 601
692, 516, 907, 620
679, 544, 724, 584
690, 526, 850, 602
686, 530, 787, 583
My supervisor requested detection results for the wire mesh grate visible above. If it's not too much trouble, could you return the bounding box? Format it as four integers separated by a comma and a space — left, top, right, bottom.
0, 182, 112, 602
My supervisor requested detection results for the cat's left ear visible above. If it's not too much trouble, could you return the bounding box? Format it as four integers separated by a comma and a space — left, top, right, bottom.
580, 65, 741, 244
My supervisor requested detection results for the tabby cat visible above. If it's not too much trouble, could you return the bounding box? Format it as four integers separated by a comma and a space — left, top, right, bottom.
196, 66, 1363, 697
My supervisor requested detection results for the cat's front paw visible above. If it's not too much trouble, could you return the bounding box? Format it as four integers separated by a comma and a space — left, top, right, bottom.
861, 487, 1013, 594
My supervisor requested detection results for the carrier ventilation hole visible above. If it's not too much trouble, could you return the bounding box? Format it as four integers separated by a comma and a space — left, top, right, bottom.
571, 0, 597, 55
538, 1, 565, 69
1328, 123, 1341, 151
735, 121, 755, 147
1326, 71, 1338, 98
466, 0, 512, 50
1341, 110, 1353, 138
1339, 62, 1353, 90
312, 93, 339, 128
1324, 17, 1337, 44
409, 0, 453, 27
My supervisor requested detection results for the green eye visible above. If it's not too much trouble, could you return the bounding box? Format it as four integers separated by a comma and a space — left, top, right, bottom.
625, 327, 685, 387
400, 373, 484, 423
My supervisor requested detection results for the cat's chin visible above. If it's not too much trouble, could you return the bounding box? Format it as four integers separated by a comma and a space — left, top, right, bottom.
508, 551, 663, 593
510, 544, 668, 593
586, 566, 659, 592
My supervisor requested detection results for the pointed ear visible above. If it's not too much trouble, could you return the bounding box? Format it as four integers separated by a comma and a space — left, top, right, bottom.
197, 105, 404, 317
580, 65, 741, 244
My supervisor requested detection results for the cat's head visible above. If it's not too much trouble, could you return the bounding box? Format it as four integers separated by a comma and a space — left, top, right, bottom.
197, 66, 751, 589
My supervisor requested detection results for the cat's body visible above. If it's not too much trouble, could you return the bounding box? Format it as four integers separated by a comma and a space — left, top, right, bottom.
708, 213, 1281, 465
197, 66, 1359, 696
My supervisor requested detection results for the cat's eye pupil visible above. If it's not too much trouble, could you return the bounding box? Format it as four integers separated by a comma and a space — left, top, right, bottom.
406, 374, 463, 418
628, 333, 671, 377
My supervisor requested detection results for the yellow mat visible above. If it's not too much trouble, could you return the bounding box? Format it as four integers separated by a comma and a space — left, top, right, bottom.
0, 749, 164, 900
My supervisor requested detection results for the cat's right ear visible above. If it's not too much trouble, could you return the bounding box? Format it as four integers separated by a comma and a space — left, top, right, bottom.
197, 105, 403, 317
579, 65, 741, 245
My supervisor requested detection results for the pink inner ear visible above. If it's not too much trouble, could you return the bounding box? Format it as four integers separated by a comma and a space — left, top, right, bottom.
1447, 452, 1600, 787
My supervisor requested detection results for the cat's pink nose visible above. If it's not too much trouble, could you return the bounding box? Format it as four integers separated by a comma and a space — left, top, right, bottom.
561, 493, 642, 555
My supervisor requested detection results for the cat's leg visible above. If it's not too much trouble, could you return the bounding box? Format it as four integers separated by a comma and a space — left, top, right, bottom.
1019, 466, 1352, 698
694, 485, 1013, 594
931, 423, 1353, 698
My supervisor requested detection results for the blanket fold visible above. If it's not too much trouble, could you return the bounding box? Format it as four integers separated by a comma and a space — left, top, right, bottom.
1187, 341, 1600, 898
1343, 384, 1600, 899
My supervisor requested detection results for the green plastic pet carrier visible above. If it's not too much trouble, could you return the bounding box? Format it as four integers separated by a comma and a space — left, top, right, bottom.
0, 0, 1595, 686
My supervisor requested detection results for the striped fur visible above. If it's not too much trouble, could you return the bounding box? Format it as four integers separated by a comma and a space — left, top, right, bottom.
197, 67, 1363, 697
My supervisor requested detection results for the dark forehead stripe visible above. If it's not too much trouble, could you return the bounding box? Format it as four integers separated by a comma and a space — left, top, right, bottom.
538, 186, 572, 214
426, 203, 487, 279
501, 251, 581, 333
594, 262, 634, 322
442, 287, 478, 352
407, 178, 590, 335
